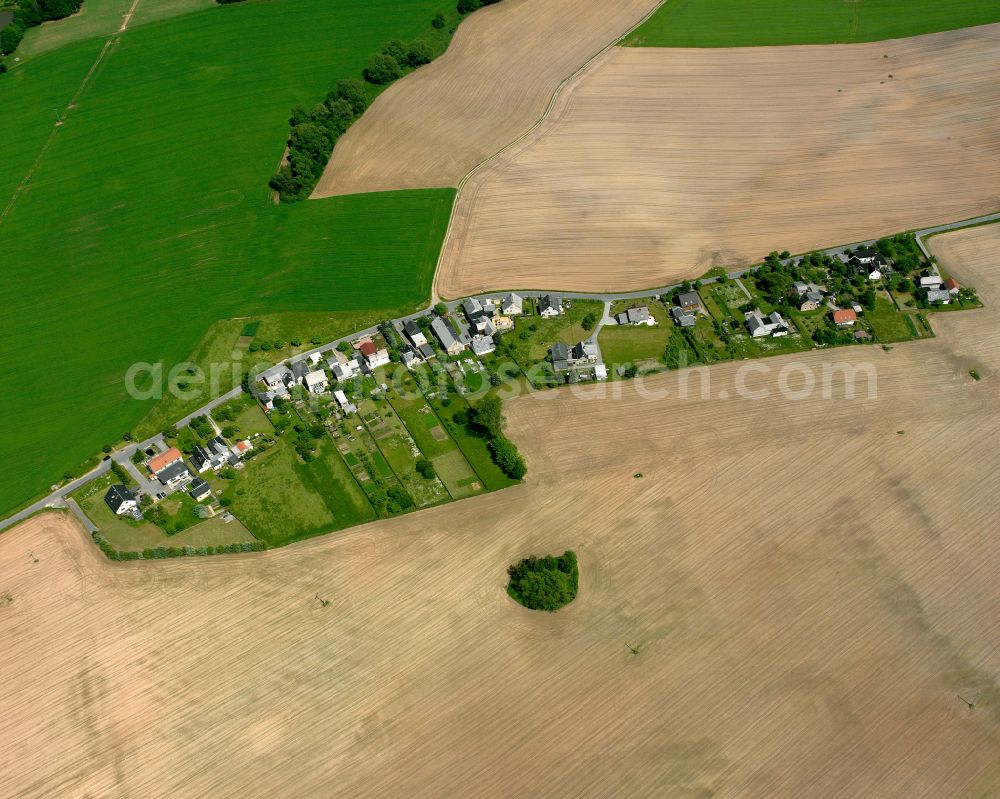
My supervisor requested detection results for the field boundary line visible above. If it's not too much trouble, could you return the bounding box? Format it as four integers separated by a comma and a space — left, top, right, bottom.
430, 0, 668, 302
0, 0, 142, 227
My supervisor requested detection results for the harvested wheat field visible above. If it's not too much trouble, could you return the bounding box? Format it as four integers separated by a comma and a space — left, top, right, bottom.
437, 24, 1000, 296
1, 224, 999, 796
310, 0, 663, 198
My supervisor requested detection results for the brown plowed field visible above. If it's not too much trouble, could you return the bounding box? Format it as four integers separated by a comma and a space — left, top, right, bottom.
310, 0, 663, 198
1, 225, 999, 796
437, 25, 1000, 296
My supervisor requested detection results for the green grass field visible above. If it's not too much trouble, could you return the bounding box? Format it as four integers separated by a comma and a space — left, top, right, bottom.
624, 0, 1000, 47
222, 437, 374, 547
0, 0, 457, 515
868, 296, 918, 342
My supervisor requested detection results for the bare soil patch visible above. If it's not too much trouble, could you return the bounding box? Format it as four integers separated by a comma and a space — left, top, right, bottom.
1, 224, 1000, 796
438, 25, 1000, 296
311, 0, 663, 198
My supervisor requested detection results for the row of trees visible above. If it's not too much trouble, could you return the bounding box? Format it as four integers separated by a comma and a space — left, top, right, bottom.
470, 393, 527, 479
1, 0, 84, 56
91, 531, 267, 561
269, 78, 370, 202
271, 0, 505, 201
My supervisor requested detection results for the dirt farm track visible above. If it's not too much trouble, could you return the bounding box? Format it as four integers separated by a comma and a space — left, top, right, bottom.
437, 24, 1000, 296
1, 224, 999, 796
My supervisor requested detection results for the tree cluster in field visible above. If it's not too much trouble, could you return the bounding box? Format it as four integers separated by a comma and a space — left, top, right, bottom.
1, 0, 84, 56
469, 394, 526, 479
91, 531, 266, 561
507, 550, 578, 611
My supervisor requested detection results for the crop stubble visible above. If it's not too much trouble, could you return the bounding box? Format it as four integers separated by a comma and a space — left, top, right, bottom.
437, 25, 1000, 295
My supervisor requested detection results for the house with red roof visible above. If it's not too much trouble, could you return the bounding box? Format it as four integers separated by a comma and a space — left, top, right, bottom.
147, 447, 182, 475
832, 309, 857, 327
944, 277, 960, 295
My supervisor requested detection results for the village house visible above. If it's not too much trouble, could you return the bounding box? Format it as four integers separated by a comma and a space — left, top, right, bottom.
431, 316, 464, 355
798, 292, 823, 312
188, 477, 211, 502
919, 267, 942, 289
328, 352, 360, 382
471, 335, 496, 356
304, 369, 328, 394
538, 294, 564, 318
550, 341, 570, 372
615, 306, 652, 326
232, 439, 253, 457
104, 484, 139, 516
357, 339, 389, 369
944, 277, 961, 295
402, 319, 427, 348
290, 360, 310, 384
671, 306, 696, 327
155, 460, 193, 489
501, 292, 523, 316
148, 447, 182, 475
926, 288, 951, 305
471, 315, 497, 337
746, 309, 789, 337
259, 364, 293, 391
461, 297, 484, 321
333, 389, 357, 415
307, 352, 322, 366
677, 291, 703, 314
848, 247, 888, 280
832, 309, 857, 327
571, 340, 600, 364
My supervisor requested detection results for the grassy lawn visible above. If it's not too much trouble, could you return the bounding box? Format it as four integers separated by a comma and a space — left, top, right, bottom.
624, 0, 1000, 47
74, 473, 255, 551
418, 366, 518, 493
221, 437, 373, 547
502, 300, 605, 371
431, 449, 484, 500
599, 305, 670, 365
868, 296, 918, 343
359, 395, 450, 508
0, 0, 459, 515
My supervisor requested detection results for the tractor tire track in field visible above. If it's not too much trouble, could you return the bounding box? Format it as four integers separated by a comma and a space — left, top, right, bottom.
0, 0, 141, 226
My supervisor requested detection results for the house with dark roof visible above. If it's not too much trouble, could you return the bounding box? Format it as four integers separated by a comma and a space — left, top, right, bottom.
746, 309, 789, 337
615, 306, 652, 326
431, 316, 464, 355
461, 297, 484, 321
501, 292, 523, 316
671, 306, 696, 327
571, 341, 600, 363
538, 294, 563, 318
402, 319, 427, 348
290, 360, 310, 383
189, 477, 211, 502
677, 291, 703, 314
156, 460, 193, 489
550, 341, 570, 372
104, 484, 139, 516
